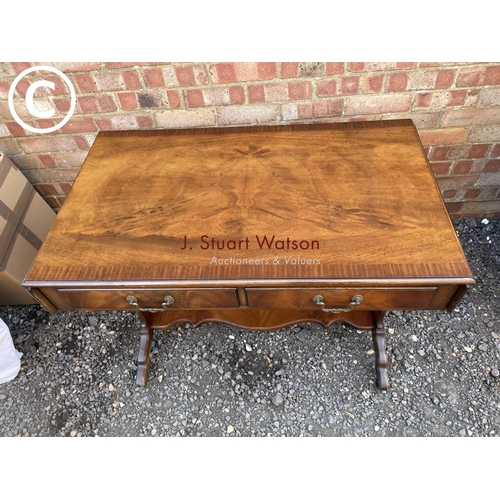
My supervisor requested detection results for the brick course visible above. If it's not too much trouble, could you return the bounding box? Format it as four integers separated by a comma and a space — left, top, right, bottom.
1, 61, 499, 218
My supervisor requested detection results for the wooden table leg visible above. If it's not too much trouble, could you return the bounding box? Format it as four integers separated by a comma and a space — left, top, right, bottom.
136, 312, 154, 386
372, 311, 389, 390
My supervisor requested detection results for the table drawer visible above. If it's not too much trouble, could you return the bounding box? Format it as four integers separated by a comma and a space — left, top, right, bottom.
246, 287, 437, 311
57, 288, 239, 310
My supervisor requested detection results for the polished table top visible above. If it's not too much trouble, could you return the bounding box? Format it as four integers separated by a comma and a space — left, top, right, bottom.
24, 120, 474, 287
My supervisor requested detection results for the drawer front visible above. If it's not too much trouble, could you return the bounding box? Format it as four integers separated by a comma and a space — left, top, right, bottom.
58, 288, 239, 310
246, 287, 437, 311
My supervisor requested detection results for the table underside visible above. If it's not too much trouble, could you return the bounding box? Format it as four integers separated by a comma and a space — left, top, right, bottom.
27, 282, 470, 389
135, 308, 389, 389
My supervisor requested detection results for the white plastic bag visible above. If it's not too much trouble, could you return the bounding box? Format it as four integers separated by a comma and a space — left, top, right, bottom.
0, 318, 22, 384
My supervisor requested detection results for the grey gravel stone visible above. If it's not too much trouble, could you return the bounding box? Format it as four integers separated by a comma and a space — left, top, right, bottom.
296, 328, 308, 342
0, 218, 499, 437
272, 393, 284, 406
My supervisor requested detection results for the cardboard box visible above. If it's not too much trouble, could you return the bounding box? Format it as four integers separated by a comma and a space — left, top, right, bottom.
0, 153, 56, 305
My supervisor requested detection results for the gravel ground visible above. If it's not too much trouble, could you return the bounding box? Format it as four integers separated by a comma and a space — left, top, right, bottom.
0, 217, 499, 438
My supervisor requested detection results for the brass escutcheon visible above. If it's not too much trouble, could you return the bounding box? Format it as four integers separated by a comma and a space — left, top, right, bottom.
126, 294, 174, 312
312, 294, 363, 313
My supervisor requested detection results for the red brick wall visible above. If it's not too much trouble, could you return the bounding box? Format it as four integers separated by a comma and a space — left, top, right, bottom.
1, 62, 499, 219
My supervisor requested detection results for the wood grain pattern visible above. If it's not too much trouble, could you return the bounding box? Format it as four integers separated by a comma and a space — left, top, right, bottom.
57, 288, 239, 310
246, 287, 437, 310
24, 120, 474, 285
149, 308, 376, 332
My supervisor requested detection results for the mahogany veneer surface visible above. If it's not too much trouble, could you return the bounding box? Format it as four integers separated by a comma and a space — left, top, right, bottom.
24, 120, 473, 286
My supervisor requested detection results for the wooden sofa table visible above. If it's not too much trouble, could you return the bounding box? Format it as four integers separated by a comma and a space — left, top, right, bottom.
23, 120, 474, 389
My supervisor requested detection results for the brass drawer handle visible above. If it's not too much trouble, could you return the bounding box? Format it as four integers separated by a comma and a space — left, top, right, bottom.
126, 295, 174, 312
312, 294, 363, 313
